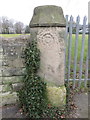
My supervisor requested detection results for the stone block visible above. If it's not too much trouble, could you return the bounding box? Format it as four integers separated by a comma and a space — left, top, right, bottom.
0, 92, 18, 106
0, 77, 2, 84
0, 84, 12, 93
3, 45, 20, 60
0, 83, 23, 93
47, 85, 66, 107
0, 47, 3, 53
2, 76, 23, 84
1, 35, 30, 69
30, 5, 66, 27
0, 53, 3, 59
30, 27, 65, 86
0, 85, 2, 92
29, 5, 66, 107
0, 70, 2, 77
0, 108, 2, 120
2, 58, 24, 68
12, 83, 23, 91
12, 58, 24, 68
1, 67, 25, 77
37, 27, 65, 86
0, 60, 2, 66
2, 60, 9, 66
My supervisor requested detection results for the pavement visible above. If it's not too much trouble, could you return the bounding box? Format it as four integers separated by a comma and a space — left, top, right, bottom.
0, 92, 89, 119
69, 92, 89, 118
1, 104, 26, 119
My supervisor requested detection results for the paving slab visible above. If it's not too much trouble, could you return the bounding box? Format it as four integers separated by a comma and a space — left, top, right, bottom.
69, 92, 89, 118
1, 104, 26, 118
0, 92, 89, 119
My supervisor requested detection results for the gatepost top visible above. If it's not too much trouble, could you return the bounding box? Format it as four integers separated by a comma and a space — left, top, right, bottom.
29, 5, 66, 27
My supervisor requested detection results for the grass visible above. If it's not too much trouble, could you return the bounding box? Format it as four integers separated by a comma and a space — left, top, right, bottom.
66, 34, 88, 62
66, 34, 88, 79
0, 34, 29, 38
71, 34, 88, 62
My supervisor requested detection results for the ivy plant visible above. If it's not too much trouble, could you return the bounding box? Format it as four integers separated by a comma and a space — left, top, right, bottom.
18, 40, 47, 118
18, 40, 67, 119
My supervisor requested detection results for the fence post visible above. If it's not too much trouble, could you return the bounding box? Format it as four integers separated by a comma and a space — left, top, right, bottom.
79, 16, 87, 87
73, 16, 80, 88
85, 54, 88, 87
67, 16, 73, 81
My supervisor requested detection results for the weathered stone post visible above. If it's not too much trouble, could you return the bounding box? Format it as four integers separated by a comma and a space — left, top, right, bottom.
29, 5, 66, 107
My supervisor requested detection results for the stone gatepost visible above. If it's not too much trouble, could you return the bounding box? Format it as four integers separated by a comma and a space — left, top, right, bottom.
29, 5, 66, 107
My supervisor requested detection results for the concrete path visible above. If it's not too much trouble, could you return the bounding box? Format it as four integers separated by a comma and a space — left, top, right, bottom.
1, 104, 26, 119
0, 92, 89, 119
69, 92, 89, 118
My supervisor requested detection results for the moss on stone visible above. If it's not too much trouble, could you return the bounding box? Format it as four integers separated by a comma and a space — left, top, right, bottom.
2, 76, 23, 84
30, 5, 66, 27
46, 85, 66, 107
2, 84, 12, 93
0, 92, 18, 106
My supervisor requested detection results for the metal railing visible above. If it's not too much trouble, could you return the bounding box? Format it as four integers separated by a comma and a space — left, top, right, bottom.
65, 15, 89, 88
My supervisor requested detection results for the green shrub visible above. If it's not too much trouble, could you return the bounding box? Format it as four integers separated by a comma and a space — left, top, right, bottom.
18, 40, 47, 118
18, 40, 67, 119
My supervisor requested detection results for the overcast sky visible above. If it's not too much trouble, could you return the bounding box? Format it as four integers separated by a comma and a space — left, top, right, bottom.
0, 0, 89, 25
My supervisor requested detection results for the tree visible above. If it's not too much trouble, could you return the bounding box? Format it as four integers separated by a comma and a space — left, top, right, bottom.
0, 17, 2, 33
14, 22, 24, 34
1, 16, 10, 34
1, 16, 15, 34
25, 25, 30, 33
9, 19, 15, 34
1, 16, 25, 34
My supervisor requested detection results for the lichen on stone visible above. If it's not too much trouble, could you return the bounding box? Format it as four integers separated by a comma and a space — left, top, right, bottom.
46, 85, 66, 107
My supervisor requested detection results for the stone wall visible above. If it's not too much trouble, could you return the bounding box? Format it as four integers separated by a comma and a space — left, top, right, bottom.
0, 5, 66, 107
0, 35, 30, 106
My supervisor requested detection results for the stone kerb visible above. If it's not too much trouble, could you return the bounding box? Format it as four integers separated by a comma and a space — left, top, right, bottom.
29, 5, 66, 107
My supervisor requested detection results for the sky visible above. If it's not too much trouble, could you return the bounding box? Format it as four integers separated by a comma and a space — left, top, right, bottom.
0, 0, 89, 25
88, 1, 90, 24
